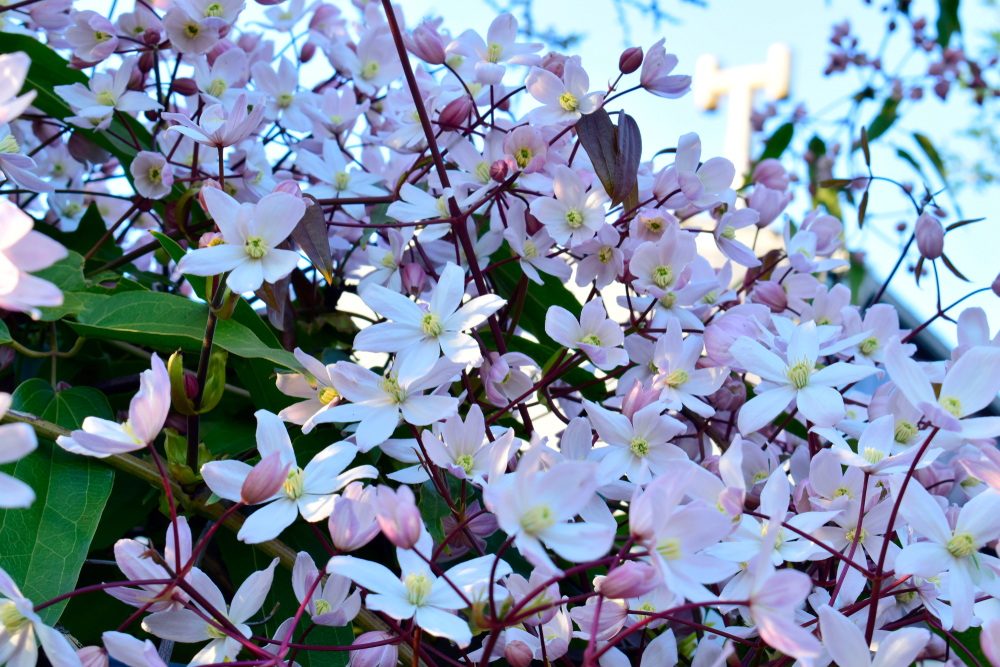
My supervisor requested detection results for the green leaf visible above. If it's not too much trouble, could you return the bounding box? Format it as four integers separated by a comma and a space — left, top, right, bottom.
936, 0, 961, 47
895, 147, 927, 178
33, 250, 88, 292
0, 319, 10, 346
931, 625, 986, 666
914, 132, 948, 186
759, 122, 794, 162
866, 97, 900, 144
419, 480, 451, 546
64, 291, 304, 372
0, 382, 114, 624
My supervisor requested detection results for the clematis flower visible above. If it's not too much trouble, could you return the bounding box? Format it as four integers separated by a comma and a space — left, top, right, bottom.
730, 320, 878, 435
0, 566, 84, 667
55, 56, 162, 130
65, 10, 118, 62
649, 319, 728, 418
811, 414, 942, 476
192, 48, 247, 105
481, 351, 538, 407
545, 297, 628, 371
817, 605, 928, 667
483, 447, 615, 572
162, 93, 267, 149
129, 151, 173, 200
251, 57, 314, 132
0, 123, 54, 192
328, 481, 381, 552
276, 348, 343, 433
502, 126, 547, 174
530, 165, 609, 246
200, 410, 377, 543
656, 133, 734, 210
0, 392, 36, 508
384, 183, 456, 243
575, 224, 624, 290
640, 38, 691, 98
525, 60, 604, 124
447, 12, 542, 85
583, 398, 686, 484
303, 86, 371, 139
101, 632, 168, 667
893, 478, 1000, 631
163, 8, 220, 54
422, 404, 495, 481
713, 208, 761, 267
354, 262, 506, 380
502, 199, 570, 284
0, 201, 67, 317
328, 532, 512, 648
628, 225, 698, 298
175, 187, 306, 294
292, 552, 361, 627
107, 516, 193, 612
0, 52, 36, 125
142, 560, 278, 666
57, 354, 169, 458
359, 229, 408, 294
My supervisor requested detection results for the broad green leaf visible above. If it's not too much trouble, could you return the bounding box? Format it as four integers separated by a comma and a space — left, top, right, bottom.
914, 132, 949, 185
0, 319, 10, 346
936, 0, 961, 47
419, 479, 452, 546
33, 250, 87, 292
866, 97, 900, 144
0, 383, 114, 624
37, 292, 109, 323
64, 291, 304, 372
931, 625, 986, 666
759, 122, 794, 162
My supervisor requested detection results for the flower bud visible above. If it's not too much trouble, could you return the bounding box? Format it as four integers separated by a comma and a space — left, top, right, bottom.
273, 179, 303, 198
747, 184, 792, 227
751, 158, 791, 191
77, 646, 108, 667
504, 641, 533, 667
718, 486, 745, 520
709, 374, 746, 412
199, 179, 224, 210
489, 159, 508, 183
704, 315, 757, 367
329, 485, 381, 552
206, 39, 235, 66
137, 51, 155, 73
349, 632, 397, 667
406, 20, 446, 64
618, 46, 643, 74
373, 485, 422, 549
437, 96, 472, 131
300, 41, 316, 63
993, 272, 1000, 297
401, 263, 427, 297
597, 561, 660, 599
143, 29, 162, 45
171, 77, 198, 97
753, 281, 788, 314
915, 212, 944, 259
241, 451, 292, 504
183, 373, 199, 399
620, 378, 659, 421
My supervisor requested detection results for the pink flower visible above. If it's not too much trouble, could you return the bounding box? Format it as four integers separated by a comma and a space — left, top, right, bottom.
328, 482, 381, 552
0, 201, 67, 317
65, 10, 118, 62
373, 484, 423, 549
129, 151, 174, 200
640, 38, 691, 98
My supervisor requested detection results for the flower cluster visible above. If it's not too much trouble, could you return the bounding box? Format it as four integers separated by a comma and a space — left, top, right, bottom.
1, 1, 1000, 667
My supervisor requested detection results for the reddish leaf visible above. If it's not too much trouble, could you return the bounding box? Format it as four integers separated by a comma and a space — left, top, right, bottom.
820, 179, 854, 188
941, 253, 970, 282
861, 126, 871, 166
945, 217, 985, 232
613, 113, 641, 207
858, 189, 869, 228
291, 194, 334, 283
576, 107, 617, 199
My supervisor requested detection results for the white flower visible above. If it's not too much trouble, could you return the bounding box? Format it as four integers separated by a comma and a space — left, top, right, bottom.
175, 187, 305, 294
816, 606, 928, 667
657, 133, 735, 210
0, 123, 53, 192
529, 165, 609, 246
358, 228, 408, 294
201, 410, 376, 543
291, 552, 361, 627
649, 319, 728, 418
295, 139, 386, 220
192, 48, 246, 105
162, 93, 266, 148
447, 12, 542, 84
0, 392, 36, 508
629, 225, 698, 298
525, 60, 604, 125
251, 56, 314, 132
55, 56, 162, 127
422, 404, 494, 481
583, 398, 686, 484
276, 348, 344, 433
129, 151, 173, 200
0, 201, 66, 317
0, 566, 83, 667
327, 26, 403, 96
0, 52, 36, 125
545, 297, 628, 371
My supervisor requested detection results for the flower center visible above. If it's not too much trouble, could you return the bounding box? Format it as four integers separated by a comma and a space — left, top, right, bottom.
659, 292, 677, 309
946, 531, 979, 558
720, 225, 736, 240
486, 41, 503, 63
334, 171, 351, 191
580, 333, 601, 347
62, 202, 82, 218
702, 291, 717, 304
636, 600, 656, 613
318, 387, 339, 405
405, 572, 433, 606
647, 359, 659, 374
205, 616, 229, 639
420, 311, 443, 337
204, 2, 223, 17
208, 236, 226, 247
278, 10, 292, 19
184, 22, 200, 37
207, 77, 228, 98
558, 91, 578, 111
97, 90, 116, 106
380, 252, 398, 269
863, 447, 885, 465
845, 527, 868, 544
521, 503, 556, 534
435, 196, 449, 217
894, 420, 918, 444
759, 521, 785, 550
0, 601, 30, 634
565, 208, 585, 228
833, 485, 853, 499
283, 466, 306, 499
456, 454, 475, 474
656, 537, 682, 561
629, 436, 650, 457
327, 114, 344, 127
515, 146, 533, 168
859, 336, 880, 356
314, 599, 331, 615
121, 419, 144, 445
360, 60, 380, 80
521, 239, 539, 259
277, 92, 294, 108
939, 396, 963, 418
652, 265, 674, 289
245, 235, 268, 259
662, 369, 689, 387
598, 246, 613, 264
378, 374, 406, 404
785, 358, 812, 389
475, 160, 491, 183
94, 30, 112, 42
645, 217, 664, 233
895, 591, 916, 604
148, 166, 162, 184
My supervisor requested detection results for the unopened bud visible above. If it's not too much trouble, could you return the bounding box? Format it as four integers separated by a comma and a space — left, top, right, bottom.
273, 179, 303, 198
183, 373, 199, 399
915, 212, 944, 259
618, 46, 643, 74
401, 263, 427, 296
620, 378, 659, 421
299, 41, 316, 63
709, 374, 746, 412
171, 78, 198, 97
436, 96, 472, 131
406, 20, 446, 65
489, 159, 508, 183
597, 561, 660, 598
349, 632, 398, 667
241, 451, 292, 504
504, 641, 533, 667
753, 281, 788, 313
373, 485, 422, 549
143, 29, 162, 45
993, 272, 1000, 298
137, 51, 155, 73
309, 4, 339, 30
77, 646, 108, 667
751, 158, 791, 191
199, 179, 223, 210
207, 39, 234, 66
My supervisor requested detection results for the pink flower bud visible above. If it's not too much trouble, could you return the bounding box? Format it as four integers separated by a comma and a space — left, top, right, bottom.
504, 641, 533, 667
373, 485, 422, 549
597, 561, 660, 599
709, 374, 746, 412
241, 452, 292, 504
237, 32, 261, 52
171, 78, 198, 97
401, 263, 427, 297
993, 272, 1000, 297
300, 41, 316, 63
349, 631, 398, 667
751, 158, 791, 191
137, 51, 155, 73
77, 646, 108, 667
915, 212, 944, 259
199, 179, 223, 210
618, 46, 643, 74
309, 4, 340, 30
490, 160, 509, 183
273, 179, 303, 198
753, 281, 788, 314
406, 20, 446, 65
718, 486, 745, 519
143, 29, 162, 46
183, 373, 199, 399
437, 96, 472, 131
704, 315, 758, 367
747, 185, 792, 227
329, 487, 381, 552
620, 378, 660, 421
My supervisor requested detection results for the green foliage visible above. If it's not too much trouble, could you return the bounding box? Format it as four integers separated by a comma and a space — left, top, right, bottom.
866, 97, 900, 144
759, 122, 795, 163
937, 0, 962, 47
0, 380, 114, 624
